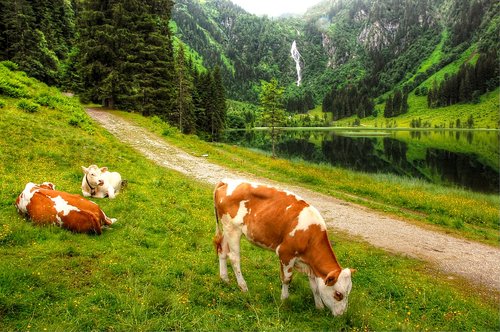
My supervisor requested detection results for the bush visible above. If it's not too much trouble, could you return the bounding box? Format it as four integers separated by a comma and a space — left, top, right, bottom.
16, 99, 39, 113
35, 93, 64, 109
0, 60, 19, 71
0, 79, 29, 98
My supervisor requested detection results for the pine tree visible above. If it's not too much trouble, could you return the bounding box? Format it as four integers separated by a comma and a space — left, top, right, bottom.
173, 43, 196, 133
0, 0, 61, 85
393, 90, 402, 116
210, 65, 227, 141
401, 92, 409, 114
76, 0, 174, 112
384, 95, 393, 118
260, 78, 285, 158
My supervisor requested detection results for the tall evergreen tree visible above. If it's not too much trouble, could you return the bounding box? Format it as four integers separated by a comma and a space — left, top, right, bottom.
76, 0, 174, 114
260, 78, 285, 158
173, 43, 196, 133
384, 95, 393, 118
210, 65, 227, 140
0, 0, 68, 85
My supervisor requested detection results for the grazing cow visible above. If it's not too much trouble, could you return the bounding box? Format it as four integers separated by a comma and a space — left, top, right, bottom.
81, 164, 122, 199
16, 182, 116, 234
213, 179, 355, 316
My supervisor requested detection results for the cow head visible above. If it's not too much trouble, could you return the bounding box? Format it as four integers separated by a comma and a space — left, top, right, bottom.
317, 268, 354, 316
82, 165, 106, 188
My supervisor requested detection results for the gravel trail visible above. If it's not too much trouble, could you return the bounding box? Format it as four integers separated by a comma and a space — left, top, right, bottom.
87, 108, 500, 291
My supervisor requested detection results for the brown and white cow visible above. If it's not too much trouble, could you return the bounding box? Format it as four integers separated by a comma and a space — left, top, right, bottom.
16, 182, 116, 234
213, 179, 355, 316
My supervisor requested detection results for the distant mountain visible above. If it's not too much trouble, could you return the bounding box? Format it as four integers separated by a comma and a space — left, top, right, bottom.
172, 0, 498, 112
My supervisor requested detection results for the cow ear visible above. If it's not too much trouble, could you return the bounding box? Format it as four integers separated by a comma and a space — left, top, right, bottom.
100, 167, 108, 172
81, 166, 88, 173
325, 271, 338, 286
350, 268, 357, 275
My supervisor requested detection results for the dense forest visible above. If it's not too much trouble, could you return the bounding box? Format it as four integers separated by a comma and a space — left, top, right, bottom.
0, 0, 226, 139
0, 0, 498, 135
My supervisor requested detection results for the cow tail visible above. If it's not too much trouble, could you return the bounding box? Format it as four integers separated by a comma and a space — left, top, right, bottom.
213, 182, 224, 255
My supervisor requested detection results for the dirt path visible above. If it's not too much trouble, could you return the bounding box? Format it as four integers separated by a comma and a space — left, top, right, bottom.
87, 108, 500, 292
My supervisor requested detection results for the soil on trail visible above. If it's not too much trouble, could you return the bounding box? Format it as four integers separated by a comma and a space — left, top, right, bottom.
87, 108, 500, 292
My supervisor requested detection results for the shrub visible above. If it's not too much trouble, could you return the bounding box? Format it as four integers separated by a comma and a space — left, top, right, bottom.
0, 60, 19, 71
35, 93, 64, 109
17, 99, 39, 113
0, 79, 29, 98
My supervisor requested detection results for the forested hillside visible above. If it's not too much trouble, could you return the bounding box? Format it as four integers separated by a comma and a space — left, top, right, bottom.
0, 0, 226, 139
172, 0, 499, 122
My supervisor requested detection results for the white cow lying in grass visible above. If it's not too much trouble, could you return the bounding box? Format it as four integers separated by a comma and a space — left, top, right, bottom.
81, 165, 122, 199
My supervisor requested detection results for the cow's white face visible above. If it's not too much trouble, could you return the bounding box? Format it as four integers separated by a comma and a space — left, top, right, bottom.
82, 165, 107, 188
317, 268, 353, 316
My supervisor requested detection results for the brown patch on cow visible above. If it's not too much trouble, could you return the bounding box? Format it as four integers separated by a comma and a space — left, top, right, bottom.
325, 270, 339, 286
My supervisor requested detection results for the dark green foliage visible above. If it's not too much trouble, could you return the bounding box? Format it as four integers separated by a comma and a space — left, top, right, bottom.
75, 0, 175, 118
0, 78, 29, 98
446, 0, 490, 47
284, 86, 315, 114
427, 51, 499, 108
0, 0, 75, 85
172, 43, 196, 134
194, 66, 227, 140
323, 84, 374, 120
16, 98, 39, 113
384, 89, 408, 118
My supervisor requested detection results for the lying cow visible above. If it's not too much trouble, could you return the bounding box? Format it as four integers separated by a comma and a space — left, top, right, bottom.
81, 164, 122, 199
16, 182, 116, 234
213, 179, 355, 316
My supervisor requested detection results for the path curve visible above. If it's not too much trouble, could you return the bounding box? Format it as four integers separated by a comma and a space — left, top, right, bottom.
87, 108, 500, 291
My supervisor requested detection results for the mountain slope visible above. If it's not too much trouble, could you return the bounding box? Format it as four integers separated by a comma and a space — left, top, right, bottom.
172, 0, 498, 115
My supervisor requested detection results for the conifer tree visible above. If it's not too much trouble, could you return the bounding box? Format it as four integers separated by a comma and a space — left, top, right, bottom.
173, 43, 196, 133
260, 78, 285, 158
211, 65, 227, 140
384, 95, 393, 118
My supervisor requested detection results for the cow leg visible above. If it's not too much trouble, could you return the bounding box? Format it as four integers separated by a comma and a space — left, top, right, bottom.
107, 187, 116, 199
225, 229, 248, 292
308, 275, 324, 309
278, 247, 296, 300
217, 234, 230, 283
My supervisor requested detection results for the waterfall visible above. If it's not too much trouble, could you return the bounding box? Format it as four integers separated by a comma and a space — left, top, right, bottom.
290, 40, 302, 86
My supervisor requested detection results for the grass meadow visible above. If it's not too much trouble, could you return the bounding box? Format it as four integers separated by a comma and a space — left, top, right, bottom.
0, 64, 499, 330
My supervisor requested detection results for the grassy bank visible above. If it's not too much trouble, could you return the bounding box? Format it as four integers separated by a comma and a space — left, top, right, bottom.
116, 112, 500, 246
1, 64, 499, 330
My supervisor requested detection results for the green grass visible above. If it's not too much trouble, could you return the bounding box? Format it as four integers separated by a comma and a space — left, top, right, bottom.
1, 63, 499, 331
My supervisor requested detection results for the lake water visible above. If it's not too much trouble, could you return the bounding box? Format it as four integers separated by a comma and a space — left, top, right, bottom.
222, 128, 500, 194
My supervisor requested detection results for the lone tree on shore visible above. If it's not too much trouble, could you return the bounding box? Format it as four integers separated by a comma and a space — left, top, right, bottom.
259, 78, 285, 158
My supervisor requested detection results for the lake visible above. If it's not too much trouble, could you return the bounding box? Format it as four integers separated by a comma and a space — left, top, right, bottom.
222, 128, 500, 194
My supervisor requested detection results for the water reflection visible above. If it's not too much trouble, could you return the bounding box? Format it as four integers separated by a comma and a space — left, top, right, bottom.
222, 129, 500, 193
